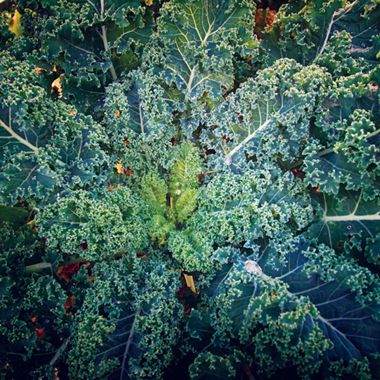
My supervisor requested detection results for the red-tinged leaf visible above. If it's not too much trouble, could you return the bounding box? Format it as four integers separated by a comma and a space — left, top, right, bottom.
31, 316, 37, 323
64, 295, 75, 310
136, 252, 147, 260
124, 168, 133, 176
34, 327, 45, 341
54, 367, 60, 380
56, 263, 81, 282
183, 304, 191, 315
291, 169, 305, 179
176, 284, 188, 298
243, 365, 255, 380
254, 8, 277, 39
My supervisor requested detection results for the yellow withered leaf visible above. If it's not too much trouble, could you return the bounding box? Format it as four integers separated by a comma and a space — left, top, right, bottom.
34, 67, 46, 74
115, 162, 124, 174
183, 272, 197, 294
145, 0, 153, 6
115, 109, 121, 118
9, 9, 22, 38
51, 76, 63, 98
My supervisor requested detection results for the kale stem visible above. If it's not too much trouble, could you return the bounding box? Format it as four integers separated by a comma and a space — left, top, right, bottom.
100, 0, 118, 81
25, 262, 52, 272
225, 119, 271, 165
0, 118, 39, 155
49, 337, 70, 367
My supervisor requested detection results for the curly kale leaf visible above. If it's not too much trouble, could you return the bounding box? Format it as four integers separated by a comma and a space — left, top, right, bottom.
184, 239, 380, 378
155, 0, 257, 101
262, 0, 380, 68
0, 223, 71, 376
303, 79, 379, 197
176, 165, 314, 272
37, 188, 150, 260
103, 70, 180, 172
309, 189, 380, 266
68, 254, 183, 380
189, 350, 250, 380
0, 53, 106, 205
201, 58, 332, 168
0, 0, 379, 378
28, 0, 155, 111
301, 74, 380, 266
141, 143, 202, 252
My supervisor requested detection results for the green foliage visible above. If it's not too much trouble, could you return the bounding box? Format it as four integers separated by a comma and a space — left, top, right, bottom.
262, 0, 380, 67
140, 172, 168, 216
37, 188, 150, 260
102, 69, 180, 172
189, 350, 250, 380
183, 240, 380, 378
21, 0, 155, 111
67, 254, 183, 380
0, 222, 71, 373
1, 0, 380, 379
156, 0, 257, 101
202, 58, 333, 167
0, 52, 107, 206
140, 142, 204, 270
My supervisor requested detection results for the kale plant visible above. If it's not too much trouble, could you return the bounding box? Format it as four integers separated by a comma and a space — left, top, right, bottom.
0, 0, 379, 379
